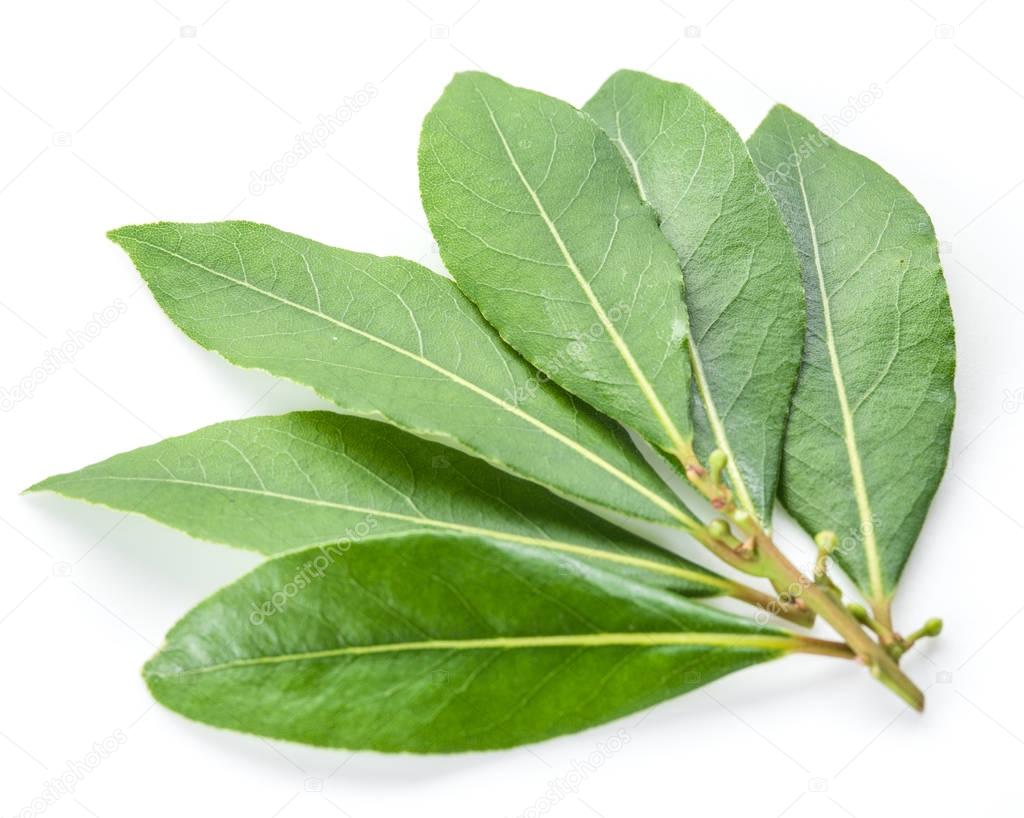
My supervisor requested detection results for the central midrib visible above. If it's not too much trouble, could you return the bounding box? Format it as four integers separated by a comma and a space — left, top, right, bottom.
613, 109, 648, 201
612, 127, 761, 524
790, 143, 884, 602
686, 346, 760, 520
151, 631, 796, 677
60, 474, 725, 592
475, 88, 689, 457
122, 235, 697, 531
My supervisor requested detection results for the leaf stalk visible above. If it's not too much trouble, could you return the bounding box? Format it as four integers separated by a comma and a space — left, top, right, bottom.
674, 443, 925, 711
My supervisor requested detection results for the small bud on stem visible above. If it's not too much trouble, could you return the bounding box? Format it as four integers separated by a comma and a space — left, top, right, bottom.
891, 617, 944, 658
847, 603, 870, 625
731, 508, 751, 531
814, 530, 838, 554
708, 519, 730, 539
811, 531, 840, 594
708, 449, 728, 485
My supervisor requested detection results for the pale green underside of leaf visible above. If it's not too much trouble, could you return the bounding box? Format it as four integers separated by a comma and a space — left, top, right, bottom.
419, 72, 694, 456
145, 533, 788, 752
29, 411, 728, 597
747, 106, 955, 599
585, 71, 806, 526
107, 221, 697, 532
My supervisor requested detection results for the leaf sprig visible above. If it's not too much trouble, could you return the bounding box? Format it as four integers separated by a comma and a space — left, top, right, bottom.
31, 69, 955, 752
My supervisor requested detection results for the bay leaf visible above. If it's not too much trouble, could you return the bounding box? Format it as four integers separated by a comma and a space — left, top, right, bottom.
108, 221, 696, 532
31, 411, 734, 598
747, 105, 955, 605
585, 71, 805, 526
145, 532, 808, 752
419, 72, 694, 458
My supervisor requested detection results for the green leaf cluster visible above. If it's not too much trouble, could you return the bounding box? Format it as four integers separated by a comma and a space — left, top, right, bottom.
31, 69, 955, 751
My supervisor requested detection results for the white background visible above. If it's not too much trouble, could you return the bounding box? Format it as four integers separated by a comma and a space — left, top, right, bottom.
2, 0, 1022, 815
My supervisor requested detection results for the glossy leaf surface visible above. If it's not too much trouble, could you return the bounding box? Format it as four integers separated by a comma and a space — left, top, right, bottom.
146, 533, 791, 752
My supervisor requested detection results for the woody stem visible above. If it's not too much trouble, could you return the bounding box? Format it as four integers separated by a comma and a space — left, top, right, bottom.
673, 442, 925, 711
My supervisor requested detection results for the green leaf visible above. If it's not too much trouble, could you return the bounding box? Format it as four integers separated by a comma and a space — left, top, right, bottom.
747, 105, 955, 602
584, 71, 806, 526
145, 532, 796, 752
419, 72, 694, 458
107, 221, 697, 533
30, 411, 733, 598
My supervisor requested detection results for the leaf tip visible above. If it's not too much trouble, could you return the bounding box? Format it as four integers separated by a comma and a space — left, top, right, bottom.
605, 67, 643, 86
448, 69, 494, 91
22, 472, 62, 495
106, 224, 146, 249
762, 102, 819, 135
